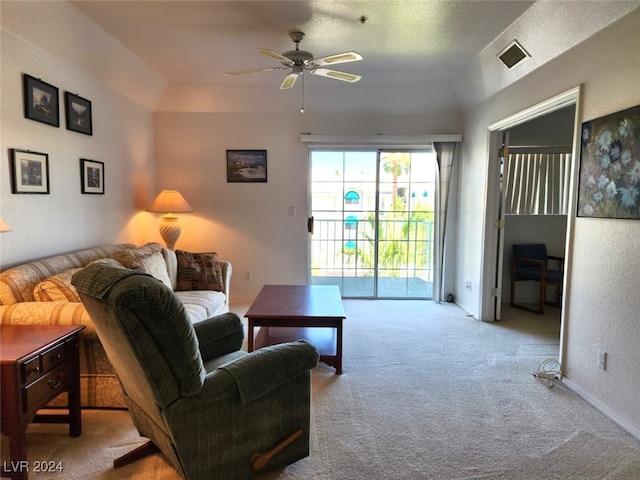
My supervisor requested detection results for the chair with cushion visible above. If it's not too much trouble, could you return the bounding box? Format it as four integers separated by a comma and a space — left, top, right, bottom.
72, 263, 319, 480
510, 243, 564, 315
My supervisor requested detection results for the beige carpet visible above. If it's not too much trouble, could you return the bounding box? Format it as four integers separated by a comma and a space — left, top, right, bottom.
3, 300, 640, 479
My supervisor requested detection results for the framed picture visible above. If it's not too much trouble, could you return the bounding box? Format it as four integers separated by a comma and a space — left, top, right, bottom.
10, 149, 50, 194
226, 150, 268, 182
80, 159, 104, 194
577, 104, 640, 219
65, 92, 93, 135
23, 74, 59, 127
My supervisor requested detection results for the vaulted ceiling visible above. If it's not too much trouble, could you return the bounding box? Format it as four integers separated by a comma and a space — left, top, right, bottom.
66, 1, 639, 113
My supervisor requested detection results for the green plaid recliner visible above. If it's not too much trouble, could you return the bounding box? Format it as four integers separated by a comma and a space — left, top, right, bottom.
72, 263, 318, 480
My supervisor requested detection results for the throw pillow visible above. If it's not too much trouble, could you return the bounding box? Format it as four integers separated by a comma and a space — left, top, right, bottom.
175, 250, 224, 292
111, 245, 173, 289
33, 268, 83, 302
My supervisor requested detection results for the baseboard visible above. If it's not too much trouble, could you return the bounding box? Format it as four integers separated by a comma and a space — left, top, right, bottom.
562, 378, 640, 441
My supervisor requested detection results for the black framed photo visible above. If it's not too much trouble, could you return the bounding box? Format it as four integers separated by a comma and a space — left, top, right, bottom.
65, 92, 93, 135
226, 150, 267, 182
23, 74, 59, 127
10, 149, 50, 194
80, 159, 104, 194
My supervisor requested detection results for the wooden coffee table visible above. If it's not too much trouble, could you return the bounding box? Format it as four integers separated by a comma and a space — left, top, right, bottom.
245, 285, 346, 374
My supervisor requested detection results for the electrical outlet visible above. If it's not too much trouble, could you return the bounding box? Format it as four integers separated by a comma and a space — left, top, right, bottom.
465, 280, 472, 291
597, 350, 607, 370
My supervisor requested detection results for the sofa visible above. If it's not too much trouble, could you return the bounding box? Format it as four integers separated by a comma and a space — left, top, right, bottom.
0, 243, 232, 408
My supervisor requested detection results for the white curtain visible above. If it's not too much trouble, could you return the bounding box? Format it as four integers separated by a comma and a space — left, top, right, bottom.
433, 142, 460, 302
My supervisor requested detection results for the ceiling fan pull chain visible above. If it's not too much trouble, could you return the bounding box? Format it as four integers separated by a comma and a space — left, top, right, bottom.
300, 72, 305, 113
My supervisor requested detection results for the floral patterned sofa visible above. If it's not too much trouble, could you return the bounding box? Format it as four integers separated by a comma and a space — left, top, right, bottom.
0, 243, 232, 408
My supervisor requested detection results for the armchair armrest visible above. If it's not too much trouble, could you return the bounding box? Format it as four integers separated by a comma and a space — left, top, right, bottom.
512, 257, 545, 267
193, 312, 244, 360
219, 340, 319, 404
547, 255, 564, 270
219, 261, 232, 305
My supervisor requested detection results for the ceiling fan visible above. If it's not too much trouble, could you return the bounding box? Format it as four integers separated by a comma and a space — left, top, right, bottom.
224, 31, 363, 89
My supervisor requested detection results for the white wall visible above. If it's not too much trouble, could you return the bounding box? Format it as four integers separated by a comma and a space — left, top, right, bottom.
0, 2, 159, 268
154, 108, 462, 299
458, 9, 640, 435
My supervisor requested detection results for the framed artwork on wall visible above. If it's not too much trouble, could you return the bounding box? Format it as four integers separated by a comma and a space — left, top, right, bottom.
80, 159, 104, 194
226, 150, 268, 182
577, 104, 640, 219
65, 92, 93, 135
23, 74, 59, 127
10, 149, 50, 194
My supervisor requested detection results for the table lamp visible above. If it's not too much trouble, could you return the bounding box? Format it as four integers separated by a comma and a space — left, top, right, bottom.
145, 190, 193, 250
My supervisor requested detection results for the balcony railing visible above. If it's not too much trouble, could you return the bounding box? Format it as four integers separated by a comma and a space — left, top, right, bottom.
310, 217, 434, 298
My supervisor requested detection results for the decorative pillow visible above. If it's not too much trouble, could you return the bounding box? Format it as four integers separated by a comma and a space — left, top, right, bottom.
111, 245, 172, 289
175, 250, 224, 292
33, 268, 83, 302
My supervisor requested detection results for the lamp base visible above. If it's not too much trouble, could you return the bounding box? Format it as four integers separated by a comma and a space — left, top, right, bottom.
159, 215, 181, 250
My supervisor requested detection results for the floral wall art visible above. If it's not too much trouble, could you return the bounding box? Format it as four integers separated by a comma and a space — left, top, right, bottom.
578, 104, 640, 219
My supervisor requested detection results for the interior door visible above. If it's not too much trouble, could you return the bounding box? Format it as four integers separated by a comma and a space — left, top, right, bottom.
493, 132, 510, 320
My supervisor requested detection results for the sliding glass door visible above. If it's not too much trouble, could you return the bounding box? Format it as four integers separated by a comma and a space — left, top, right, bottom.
309, 149, 436, 298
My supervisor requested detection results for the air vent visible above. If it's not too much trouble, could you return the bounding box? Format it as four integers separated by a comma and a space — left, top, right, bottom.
498, 40, 530, 69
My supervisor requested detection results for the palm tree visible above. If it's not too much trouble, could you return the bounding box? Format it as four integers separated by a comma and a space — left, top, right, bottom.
381, 152, 410, 206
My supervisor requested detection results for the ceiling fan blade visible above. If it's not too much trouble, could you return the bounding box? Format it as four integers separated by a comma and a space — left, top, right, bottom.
224, 66, 287, 76
311, 51, 363, 67
311, 68, 361, 83
279, 72, 300, 89
259, 49, 291, 63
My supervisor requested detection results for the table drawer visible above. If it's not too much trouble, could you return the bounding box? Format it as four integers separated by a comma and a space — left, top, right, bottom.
21, 355, 43, 384
42, 342, 67, 371
23, 361, 72, 413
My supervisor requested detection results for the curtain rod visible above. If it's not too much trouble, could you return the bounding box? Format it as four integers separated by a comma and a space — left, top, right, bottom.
508, 145, 572, 150
300, 134, 462, 145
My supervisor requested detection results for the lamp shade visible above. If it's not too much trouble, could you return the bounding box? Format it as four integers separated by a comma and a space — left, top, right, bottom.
0, 217, 11, 233
145, 190, 193, 214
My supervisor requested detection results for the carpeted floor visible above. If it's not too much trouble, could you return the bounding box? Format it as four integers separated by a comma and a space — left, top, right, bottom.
3, 300, 640, 479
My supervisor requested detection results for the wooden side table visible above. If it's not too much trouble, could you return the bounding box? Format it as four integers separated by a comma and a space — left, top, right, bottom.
1, 325, 85, 480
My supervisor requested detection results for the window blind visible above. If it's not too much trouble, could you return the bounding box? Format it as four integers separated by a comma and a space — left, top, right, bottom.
504, 150, 571, 215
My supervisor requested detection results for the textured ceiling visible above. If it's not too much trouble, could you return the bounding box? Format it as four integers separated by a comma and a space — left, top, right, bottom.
71, 0, 534, 87
57, 1, 640, 112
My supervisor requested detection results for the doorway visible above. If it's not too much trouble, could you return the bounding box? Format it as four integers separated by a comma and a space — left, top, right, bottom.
482, 87, 581, 336
500, 107, 574, 318
309, 149, 437, 299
